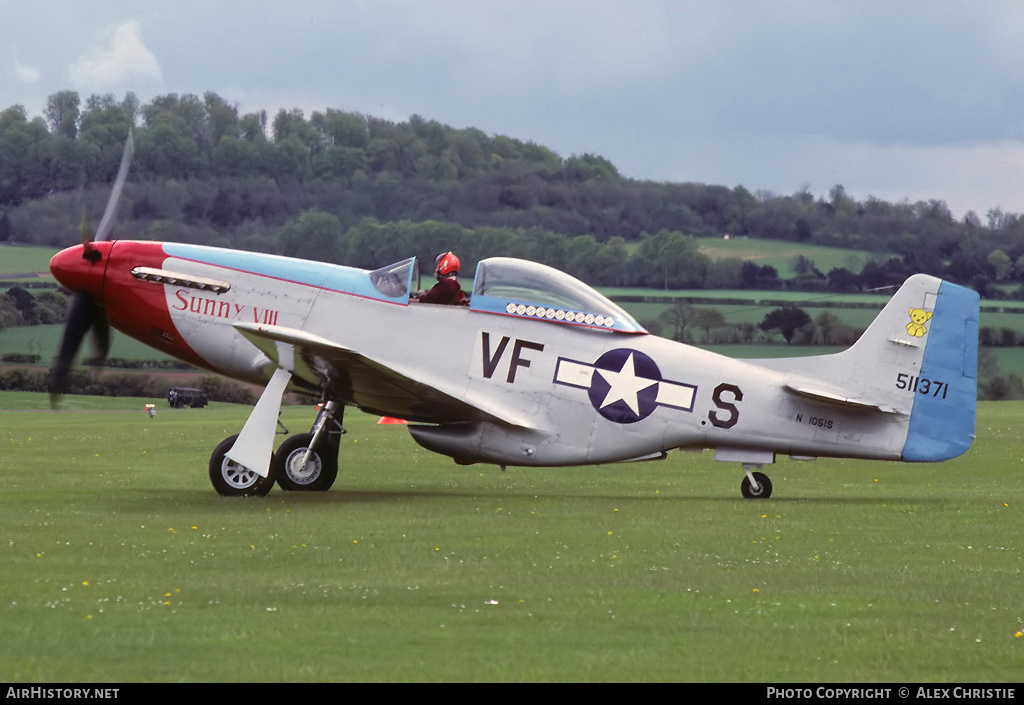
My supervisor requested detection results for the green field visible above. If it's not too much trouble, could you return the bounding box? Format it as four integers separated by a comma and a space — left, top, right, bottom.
0, 244, 59, 282
623, 299, 885, 332
607, 293, 1024, 341
694, 237, 890, 278
0, 391, 1020, 682
0, 324, 180, 362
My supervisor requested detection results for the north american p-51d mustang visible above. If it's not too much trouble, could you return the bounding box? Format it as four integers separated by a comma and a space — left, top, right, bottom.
49, 135, 980, 498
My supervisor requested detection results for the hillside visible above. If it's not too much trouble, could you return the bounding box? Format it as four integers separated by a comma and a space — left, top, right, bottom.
3, 91, 1024, 295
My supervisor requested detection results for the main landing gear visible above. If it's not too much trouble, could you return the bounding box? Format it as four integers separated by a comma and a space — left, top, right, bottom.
740, 464, 773, 499
208, 387, 345, 497
274, 401, 343, 492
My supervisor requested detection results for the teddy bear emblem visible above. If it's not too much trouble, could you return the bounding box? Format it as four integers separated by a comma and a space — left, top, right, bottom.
906, 308, 932, 337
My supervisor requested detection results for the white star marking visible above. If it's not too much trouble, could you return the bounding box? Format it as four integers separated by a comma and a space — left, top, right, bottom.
596, 352, 658, 415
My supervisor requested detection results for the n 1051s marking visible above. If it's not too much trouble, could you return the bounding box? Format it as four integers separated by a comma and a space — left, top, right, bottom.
794, 413, 834, 429
896, 373, 949, 399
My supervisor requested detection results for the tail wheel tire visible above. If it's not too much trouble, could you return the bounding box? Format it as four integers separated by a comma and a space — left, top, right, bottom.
209, 434, 276, 497
741, 471, 773, 499
275, 433, 338, 492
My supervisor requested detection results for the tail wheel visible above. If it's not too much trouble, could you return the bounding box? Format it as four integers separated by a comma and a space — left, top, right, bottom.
740, 471, 773, 499
274, 433, 339, 492
209, 434, 276, 497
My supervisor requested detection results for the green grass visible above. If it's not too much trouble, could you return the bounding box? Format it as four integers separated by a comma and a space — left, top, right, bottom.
988, 348, 1024, 378
0, 244, 59, 281
0, 391, 1021, 682
624, 300, 885, 331
0, 324, 180, 362
694, 237, 890, 277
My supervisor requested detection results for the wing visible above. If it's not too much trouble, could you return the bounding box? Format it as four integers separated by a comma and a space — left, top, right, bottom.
233, 322, 536, 428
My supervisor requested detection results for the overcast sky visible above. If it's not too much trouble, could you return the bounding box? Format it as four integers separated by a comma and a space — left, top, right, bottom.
5, 1, 1024, 219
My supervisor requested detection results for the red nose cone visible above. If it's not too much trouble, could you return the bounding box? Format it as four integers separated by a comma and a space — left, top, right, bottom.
50, 242, 112, 299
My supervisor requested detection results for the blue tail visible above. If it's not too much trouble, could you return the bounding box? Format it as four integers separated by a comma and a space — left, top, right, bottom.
902, 279, 979, 461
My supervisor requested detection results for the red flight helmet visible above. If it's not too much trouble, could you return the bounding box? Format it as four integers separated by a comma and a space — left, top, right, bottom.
435, 251, 459, 278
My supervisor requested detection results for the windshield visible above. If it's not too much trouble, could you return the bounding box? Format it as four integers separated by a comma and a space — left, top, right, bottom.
470, 257, 645, 333
369, 258, 415, 299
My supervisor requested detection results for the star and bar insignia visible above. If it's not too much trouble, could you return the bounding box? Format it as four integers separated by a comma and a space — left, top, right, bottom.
553, 348, 697, 423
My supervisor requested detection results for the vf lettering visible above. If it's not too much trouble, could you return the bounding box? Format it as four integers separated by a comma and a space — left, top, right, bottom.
480, 332, 544, 384
174, 289, 279, 326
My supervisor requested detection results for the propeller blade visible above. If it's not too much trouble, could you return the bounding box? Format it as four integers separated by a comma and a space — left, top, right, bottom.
91, 314, 111, 364
50, 291, 99, 403
90, 317, 110, 362
51, 131, 130, 404
92, 129, 134, 244
80, 207, 90, 245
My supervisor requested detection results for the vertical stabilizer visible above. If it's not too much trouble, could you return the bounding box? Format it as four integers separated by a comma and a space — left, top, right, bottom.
840, 274, 978, 461
751, 274, 978, 462
901, 279, 979, 461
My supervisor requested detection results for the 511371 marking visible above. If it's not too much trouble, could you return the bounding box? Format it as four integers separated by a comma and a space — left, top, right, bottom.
896, 373, 949, 399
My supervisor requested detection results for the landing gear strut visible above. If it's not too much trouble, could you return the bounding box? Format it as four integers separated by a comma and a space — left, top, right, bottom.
740, 464, 773, 499
275, 401, 344, 492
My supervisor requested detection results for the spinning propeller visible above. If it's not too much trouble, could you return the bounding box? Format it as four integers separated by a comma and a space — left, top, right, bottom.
49, 130, 134, 404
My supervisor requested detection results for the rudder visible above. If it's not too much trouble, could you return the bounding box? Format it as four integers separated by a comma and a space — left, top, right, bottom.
902, 279, 979, 461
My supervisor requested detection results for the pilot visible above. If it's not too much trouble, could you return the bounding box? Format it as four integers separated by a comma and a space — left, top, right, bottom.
415, 251, 467, 305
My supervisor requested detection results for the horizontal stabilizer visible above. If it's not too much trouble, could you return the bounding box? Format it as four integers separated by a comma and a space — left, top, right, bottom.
783, 383, 900, 414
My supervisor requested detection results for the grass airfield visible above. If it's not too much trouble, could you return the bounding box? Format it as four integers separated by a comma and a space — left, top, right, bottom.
0, 391, 1021, 683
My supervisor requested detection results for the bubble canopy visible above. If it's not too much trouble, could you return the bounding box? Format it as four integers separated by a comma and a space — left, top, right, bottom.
469, 257, 646, 333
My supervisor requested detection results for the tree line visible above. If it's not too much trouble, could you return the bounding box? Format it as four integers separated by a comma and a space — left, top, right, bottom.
4, 91, 1024, 295
0, 365, 255, 404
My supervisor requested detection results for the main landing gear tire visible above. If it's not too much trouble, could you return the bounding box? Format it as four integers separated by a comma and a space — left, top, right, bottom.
274, 433, 338, 492
741, 471, 773, 499
209, 434, 276, 497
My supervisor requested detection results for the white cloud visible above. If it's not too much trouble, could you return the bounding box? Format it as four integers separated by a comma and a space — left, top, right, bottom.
12, 53, 41, 84
68, 20, 162, 93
